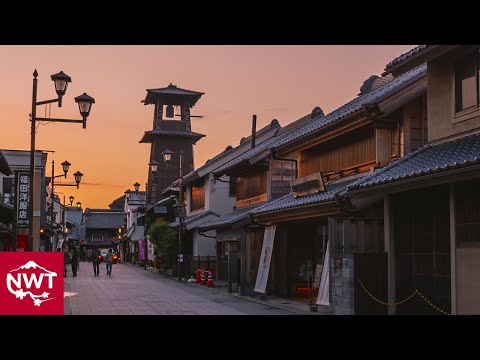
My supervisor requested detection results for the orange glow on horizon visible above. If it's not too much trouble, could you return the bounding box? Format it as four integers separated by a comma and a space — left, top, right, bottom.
0, 45, 415, 209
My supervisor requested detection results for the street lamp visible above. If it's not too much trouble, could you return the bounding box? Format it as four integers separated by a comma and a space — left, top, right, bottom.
76, 201, 82, 210
162, 149, 185, 282
48, 159, 84, 251
69, 195, 74, 206
138, 161, 159, 270
28, 69, 95, 251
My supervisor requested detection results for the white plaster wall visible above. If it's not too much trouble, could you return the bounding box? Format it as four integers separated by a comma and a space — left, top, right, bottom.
193, 229, 217, 256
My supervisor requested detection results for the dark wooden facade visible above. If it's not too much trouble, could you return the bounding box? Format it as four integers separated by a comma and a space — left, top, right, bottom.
300, 125, 375, 177
236, 171, 268, 207
270, 159, 296, 199
392, 185, 451, 315
190, 179, 205, 212
391, 94, 428, 159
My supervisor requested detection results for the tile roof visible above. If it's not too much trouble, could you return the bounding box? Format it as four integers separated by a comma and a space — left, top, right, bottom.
385, 45, 429, 71
139, 130, 205, 144
252, 177, 361, 216
0, 150, 12, 176
180, 119, 281, 185
170, 210, 219, 229
84, 210, 124, 229
198, 203, 266, 230
153, 195, 176, 207
273, 63, 427, 152
348, 133, 480, 191
213, 113, 315, 176
143, 84, 204, 106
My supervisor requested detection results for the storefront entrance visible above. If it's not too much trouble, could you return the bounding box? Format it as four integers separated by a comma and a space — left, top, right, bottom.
394, 185, 451, 315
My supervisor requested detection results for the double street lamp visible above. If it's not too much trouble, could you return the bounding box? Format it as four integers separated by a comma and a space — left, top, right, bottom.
48, 159, 83, 251
28, 69, 94, 251
162, 149, 185, 282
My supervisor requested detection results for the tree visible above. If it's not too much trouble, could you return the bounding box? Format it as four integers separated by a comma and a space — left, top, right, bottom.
148, 220, 177, 268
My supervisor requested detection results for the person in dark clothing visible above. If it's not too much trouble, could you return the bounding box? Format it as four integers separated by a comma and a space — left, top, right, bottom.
91, 248, 100, 276
63, 247, 71, 277
71, 246, 79, 277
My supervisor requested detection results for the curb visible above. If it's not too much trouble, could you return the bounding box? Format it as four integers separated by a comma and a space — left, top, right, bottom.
150, 269, 320, 315
130, 264, 329, 315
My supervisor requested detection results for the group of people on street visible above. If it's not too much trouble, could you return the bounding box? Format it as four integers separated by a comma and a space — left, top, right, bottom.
63, 245, 114, 277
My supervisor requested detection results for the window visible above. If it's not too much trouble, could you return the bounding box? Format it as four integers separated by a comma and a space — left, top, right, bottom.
455, 52, 479, 113
191, 180, 205, 211
150, 184, 157, 204
3, 177, 14, 204
229, 176, 237, 197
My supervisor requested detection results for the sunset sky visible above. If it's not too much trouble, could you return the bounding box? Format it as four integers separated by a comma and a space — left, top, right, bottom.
0, 45, 414, 209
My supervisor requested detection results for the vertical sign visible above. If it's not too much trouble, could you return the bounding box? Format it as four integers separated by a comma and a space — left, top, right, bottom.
16, 172, 30, 228
254, 226, 276, 294
139, 239, 145, 261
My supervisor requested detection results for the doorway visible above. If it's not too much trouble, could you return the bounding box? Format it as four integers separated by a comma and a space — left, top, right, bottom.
394, 185, 451, 315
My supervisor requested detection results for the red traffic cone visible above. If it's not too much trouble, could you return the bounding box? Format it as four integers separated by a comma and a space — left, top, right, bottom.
201, 270, 206, 285
207, 270, 213, 287
196, 268, 201, 283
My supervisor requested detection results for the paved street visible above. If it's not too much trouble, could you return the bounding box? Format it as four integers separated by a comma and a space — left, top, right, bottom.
63, 261, 293, 315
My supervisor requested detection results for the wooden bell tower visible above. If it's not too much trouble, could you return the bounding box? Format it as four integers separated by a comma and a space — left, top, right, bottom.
140, 84, 205, 204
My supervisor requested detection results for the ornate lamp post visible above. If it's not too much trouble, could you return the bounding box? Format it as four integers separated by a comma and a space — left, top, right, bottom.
28, 69, 95, 251
69, 195, 75, 206
48, 160, 83, 251
162, 149, 184, 282
131, 160, 159, 271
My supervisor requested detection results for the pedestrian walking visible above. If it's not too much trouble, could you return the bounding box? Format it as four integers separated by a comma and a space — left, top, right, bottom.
91, 248, 100, 276
63, 246, 71, 277
105, 248, 113, 276
71, 245, 79, 277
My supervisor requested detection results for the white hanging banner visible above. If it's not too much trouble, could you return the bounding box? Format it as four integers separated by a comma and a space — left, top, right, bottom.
147, 237, 155, 261
254, 226, 276, 294
316, 240, 330, 306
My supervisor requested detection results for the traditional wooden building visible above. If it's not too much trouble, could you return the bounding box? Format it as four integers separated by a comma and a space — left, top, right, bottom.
198, 113, 316, 293
251, 62, 428, 313
2, 150, 48, 252
348, 45, 480, 315
84, 208, 124, 249
169, 119, 282, 277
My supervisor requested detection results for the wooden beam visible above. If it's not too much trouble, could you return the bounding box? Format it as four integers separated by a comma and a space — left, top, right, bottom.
253, 202, 340, 224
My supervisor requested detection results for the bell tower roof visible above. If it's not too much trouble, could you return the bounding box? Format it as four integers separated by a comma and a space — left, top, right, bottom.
142, 83, 204, 106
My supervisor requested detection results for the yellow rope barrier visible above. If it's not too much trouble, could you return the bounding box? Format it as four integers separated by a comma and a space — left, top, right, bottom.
357, 279, 450, 315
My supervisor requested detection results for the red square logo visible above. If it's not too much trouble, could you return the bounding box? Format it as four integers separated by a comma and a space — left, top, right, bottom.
0, 252, 64, 315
